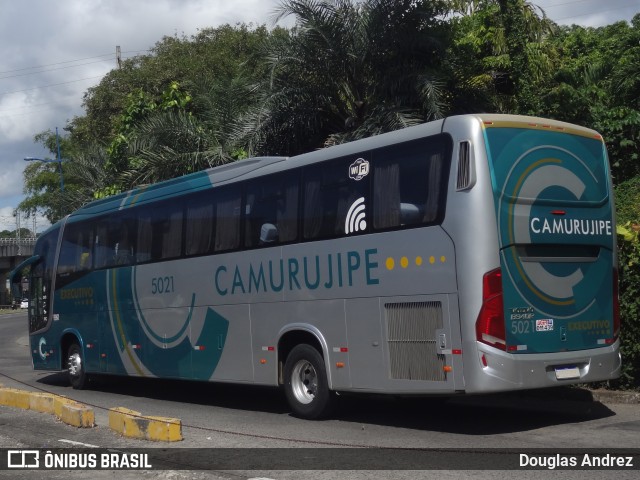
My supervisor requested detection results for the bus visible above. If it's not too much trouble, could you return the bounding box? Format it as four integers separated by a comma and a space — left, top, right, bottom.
11, 114, 620, 419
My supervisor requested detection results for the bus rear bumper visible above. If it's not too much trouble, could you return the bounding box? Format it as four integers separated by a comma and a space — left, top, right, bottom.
465, 340, 621, 393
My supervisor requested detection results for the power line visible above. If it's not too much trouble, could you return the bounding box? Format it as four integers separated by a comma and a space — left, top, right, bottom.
0, 52, 114, 76
0, 58, 115, 81
0, 106, 63, 120
0, 101, 59, 112
0, 49, 150, 77
0, 74, 107, 98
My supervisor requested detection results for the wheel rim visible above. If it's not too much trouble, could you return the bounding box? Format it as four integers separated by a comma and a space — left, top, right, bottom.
290, 359, 318, 405
68, 351, 82, 379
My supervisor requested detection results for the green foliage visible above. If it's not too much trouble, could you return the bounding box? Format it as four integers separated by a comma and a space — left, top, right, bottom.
240, 0, 452, 155
539, 15, 640, 184
0, 228, 34, 239
93, 185, 122, 200
446, 0, 556, 114
615, 176, 640, 224
616, 222, 640, 389
615, 177, 640, 390
105, 82, 192, 179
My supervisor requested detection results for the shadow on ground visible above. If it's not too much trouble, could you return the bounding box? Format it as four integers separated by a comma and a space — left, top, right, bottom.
36, 372, 615, 435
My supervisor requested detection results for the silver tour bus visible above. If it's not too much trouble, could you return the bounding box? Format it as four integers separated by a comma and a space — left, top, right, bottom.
12, 114, 620, 419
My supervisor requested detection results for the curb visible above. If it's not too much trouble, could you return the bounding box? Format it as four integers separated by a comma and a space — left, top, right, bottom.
108, 407, 182, 442
0, 386, 94, 428
0, 384, 183, 441
588, 389, 640, 405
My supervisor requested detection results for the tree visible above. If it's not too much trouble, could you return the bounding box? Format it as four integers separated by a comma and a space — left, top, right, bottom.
18, 130, 112, 223
0, 228, 34, 239
238, 0, 452, 155
67, 24, 272, 153
540, 16, 640, 183
445, 0, 555, 114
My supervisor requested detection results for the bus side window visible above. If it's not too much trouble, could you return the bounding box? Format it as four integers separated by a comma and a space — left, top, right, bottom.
94, 223, 111, 268
57, 224, 93, 276
373, 136, 448, 230
136, 201, 182, 262
137, 212, 153, 263
185, 192, 214, 256
245, 172, 298, 248
113, 216, 137, 266
96, 214, 136, 268
303, 160, 368, 240
159, 205, 183, 260
214, 185, 241, 252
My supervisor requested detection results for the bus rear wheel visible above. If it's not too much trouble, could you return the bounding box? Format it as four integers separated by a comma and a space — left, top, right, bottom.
67, 342, 87, 390
283, 344, 334, 419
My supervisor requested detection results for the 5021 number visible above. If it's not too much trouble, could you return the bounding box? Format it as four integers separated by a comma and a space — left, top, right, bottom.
151, 276, 175, 294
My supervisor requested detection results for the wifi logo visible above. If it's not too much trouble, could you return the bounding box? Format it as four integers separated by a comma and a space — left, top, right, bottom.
345, 197, 367, 235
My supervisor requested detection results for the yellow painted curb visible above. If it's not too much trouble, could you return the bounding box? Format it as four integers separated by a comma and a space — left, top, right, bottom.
59, 401, 95, 428
53, 395, 74, 418
0, 387, 94, 428
0, 387, 31, 410
29, 392, 56, 414
109, 407, 182, 442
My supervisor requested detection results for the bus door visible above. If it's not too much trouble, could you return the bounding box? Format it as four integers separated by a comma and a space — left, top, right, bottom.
484, 122, 617, 358
16, 226, 61, 370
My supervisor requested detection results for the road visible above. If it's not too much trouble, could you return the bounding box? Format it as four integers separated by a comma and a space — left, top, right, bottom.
0, 311, 639, 479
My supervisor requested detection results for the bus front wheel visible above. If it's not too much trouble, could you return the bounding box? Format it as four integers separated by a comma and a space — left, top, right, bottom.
283, 344, 334, 419
67, 342, 87, 390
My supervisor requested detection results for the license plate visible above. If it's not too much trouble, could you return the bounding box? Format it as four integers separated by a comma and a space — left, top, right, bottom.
555, 366, 580, 380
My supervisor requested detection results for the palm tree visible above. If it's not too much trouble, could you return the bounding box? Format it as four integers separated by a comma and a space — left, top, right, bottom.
115, 76, 253, 188
238, 0, 452, 155
62, 145, 113, 210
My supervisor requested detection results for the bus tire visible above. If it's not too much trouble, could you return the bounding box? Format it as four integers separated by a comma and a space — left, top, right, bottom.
67, 342, 87, 390
283, 344, 334, 419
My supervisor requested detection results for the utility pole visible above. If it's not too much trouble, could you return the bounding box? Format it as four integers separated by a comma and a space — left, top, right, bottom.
116, 45, 122, 69
15, 211, 20, 242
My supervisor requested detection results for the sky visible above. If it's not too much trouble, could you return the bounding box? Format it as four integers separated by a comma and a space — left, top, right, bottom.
0, 0, 638, 234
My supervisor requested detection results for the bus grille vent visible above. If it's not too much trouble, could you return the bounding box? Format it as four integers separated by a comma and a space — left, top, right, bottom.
456, 141, 472, 191
385, 301, 445, 381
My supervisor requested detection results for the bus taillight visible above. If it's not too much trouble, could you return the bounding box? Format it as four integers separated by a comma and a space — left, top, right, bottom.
476, 268, 506, 351
613, 268, 620, 340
